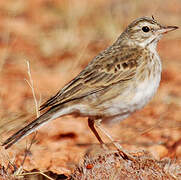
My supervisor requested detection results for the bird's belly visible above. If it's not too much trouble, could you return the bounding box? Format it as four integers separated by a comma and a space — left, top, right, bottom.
130, 75, 161, 110
103, 75, 161, 123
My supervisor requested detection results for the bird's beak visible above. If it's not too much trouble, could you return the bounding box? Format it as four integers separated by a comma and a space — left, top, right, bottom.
156, 26, 178, 34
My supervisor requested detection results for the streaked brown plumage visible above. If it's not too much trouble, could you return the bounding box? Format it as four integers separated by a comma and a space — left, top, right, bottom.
2, 17, 178, 153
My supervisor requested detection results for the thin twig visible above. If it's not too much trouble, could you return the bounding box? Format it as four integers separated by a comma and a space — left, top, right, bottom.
21, 132, 37, 167
15, 61, 54, 179
24, 61, 40, 118
18, 171, 55, 180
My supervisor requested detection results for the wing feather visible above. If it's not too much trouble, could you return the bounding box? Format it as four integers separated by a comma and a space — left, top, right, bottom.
40, 46, 143, 110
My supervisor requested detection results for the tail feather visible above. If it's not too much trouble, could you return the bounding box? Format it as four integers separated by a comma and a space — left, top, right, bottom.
2, 111, 52, 149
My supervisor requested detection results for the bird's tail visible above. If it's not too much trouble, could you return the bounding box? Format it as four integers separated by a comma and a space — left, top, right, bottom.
2, 110, 55, 149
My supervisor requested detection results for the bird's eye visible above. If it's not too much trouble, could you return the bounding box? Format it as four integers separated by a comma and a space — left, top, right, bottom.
142, 26, 150, 32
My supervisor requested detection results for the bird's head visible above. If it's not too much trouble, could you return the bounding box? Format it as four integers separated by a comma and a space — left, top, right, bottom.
124, 17, 178, 48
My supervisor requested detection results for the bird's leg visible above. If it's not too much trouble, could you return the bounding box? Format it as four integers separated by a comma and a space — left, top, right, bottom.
88, 117, 104, 144
88, 118, 134, 160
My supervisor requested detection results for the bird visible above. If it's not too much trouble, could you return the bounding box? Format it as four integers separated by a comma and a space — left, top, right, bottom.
2, 17, 178, 156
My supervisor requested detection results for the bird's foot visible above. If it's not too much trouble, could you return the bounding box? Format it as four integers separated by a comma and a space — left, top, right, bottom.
114, 142, 135, 161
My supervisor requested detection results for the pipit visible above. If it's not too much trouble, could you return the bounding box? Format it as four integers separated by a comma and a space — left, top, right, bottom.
2, 17, 178, 157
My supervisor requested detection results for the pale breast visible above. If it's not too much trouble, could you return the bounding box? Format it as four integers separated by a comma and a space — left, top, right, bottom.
130, 72, 161, 110
102, 74, 161, 118
102, 52, 162, 123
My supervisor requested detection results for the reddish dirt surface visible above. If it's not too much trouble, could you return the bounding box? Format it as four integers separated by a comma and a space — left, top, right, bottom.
0, 0, 180, 178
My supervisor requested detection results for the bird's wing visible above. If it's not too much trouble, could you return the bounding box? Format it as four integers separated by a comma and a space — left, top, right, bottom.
40, 46, 143, 110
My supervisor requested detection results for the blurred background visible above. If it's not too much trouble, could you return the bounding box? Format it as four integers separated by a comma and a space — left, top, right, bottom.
0, 0, 180, 176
